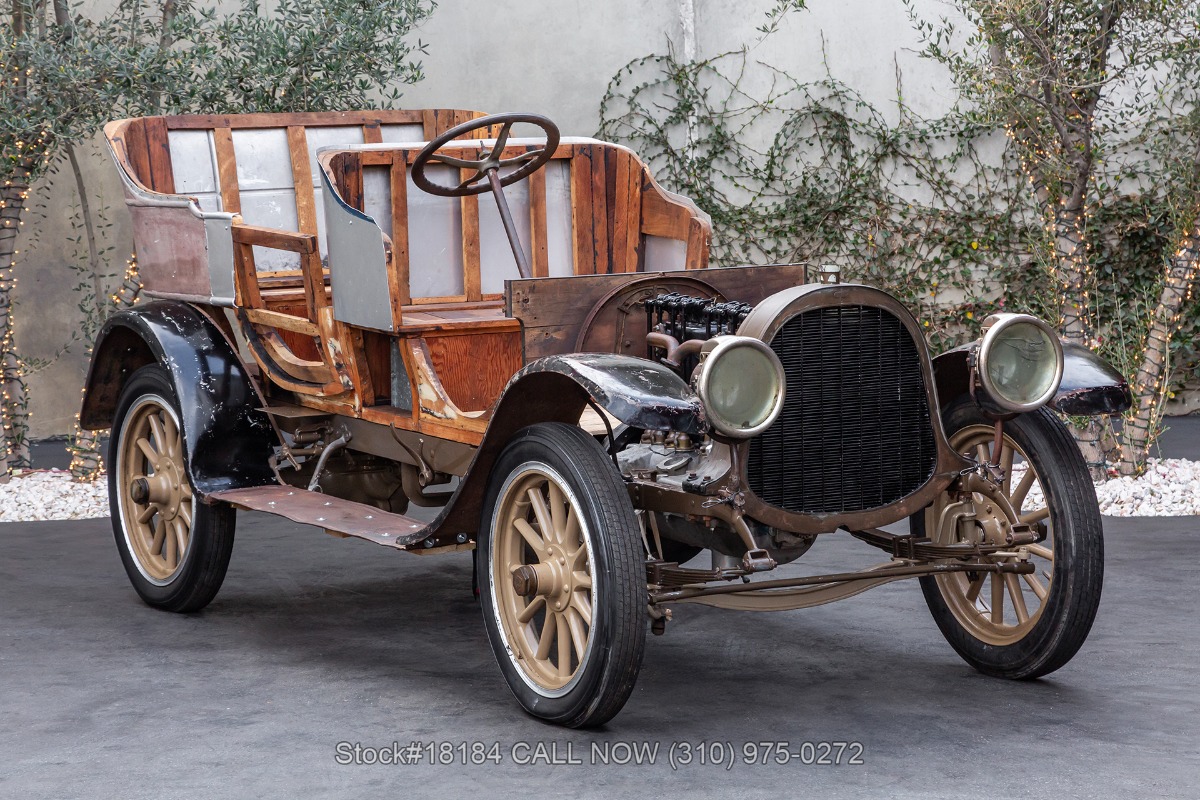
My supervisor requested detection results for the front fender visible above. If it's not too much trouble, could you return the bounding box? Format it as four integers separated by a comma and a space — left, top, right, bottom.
80, 301, 276, 497
933, 341, 1133, 416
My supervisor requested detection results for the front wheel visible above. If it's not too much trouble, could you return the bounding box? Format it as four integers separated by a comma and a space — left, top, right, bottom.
915, 398, 1103, 679
477, 423, 646, 728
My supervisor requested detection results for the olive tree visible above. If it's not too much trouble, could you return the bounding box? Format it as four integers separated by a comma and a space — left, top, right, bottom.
1, 0, 436, 475
908, 0, 1199, 474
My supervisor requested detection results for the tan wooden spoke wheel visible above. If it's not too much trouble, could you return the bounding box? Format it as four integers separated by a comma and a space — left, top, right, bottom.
490, 463, 596, 696
116, 395, 194, 585
927, 424, 1054, 646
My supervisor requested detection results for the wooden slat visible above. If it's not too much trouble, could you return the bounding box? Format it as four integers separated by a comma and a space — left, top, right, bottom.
232, 223, 317, 253
570, 145, 596, 275
591, 145, 611, 273
163, 110, 427, 130
362, 122, 383, 144
122, 119, 154, 193
389, 158, 413, 308
286, 126, 318, 235
460, 169, 482, 301
528, 167, 549, 278
142, 116, 176, 194
333, 151, 364, 211
213, 127, 242, 214
233, 242, 262, 308
611, 149, 641, 273
244, 307, 320, 337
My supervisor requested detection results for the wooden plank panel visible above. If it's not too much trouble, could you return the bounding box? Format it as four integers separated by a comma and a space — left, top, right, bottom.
611, 150, 641, 273
460, 175, 482, 302
389, 158, 413, 308
333, 151, 364, 211
212, 127, 242, 214
244, 307, 320, 336
286, 126, 318, 235
424, 331, 524, 411
123, 119, 154, 193
362, 122, 383, 144
570, 146, 596, 275
142, 117, 176, 194
233, 242, 262, 307
232, 223, 317, 253
592, 147, 612, 273
528, 167, 549, 278
163, 109, 426, 130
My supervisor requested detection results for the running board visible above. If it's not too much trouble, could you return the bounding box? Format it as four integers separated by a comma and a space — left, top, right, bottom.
210, 485, 438, 550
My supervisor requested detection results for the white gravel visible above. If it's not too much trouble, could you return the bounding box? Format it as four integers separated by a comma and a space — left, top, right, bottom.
0, 460, 1196, 522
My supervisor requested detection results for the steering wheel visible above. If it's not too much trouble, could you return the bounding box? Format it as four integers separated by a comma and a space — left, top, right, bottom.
411, 112, 561, 197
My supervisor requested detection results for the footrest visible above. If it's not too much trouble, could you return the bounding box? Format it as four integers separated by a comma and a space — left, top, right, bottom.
210, 485, 428, 548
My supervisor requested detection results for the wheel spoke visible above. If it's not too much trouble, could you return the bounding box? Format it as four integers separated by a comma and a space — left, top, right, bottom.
137, 503, 156, 524
150, 516, 166, 554
535, 610, 557, 660
527, 486, 555, 544
1010, 468, 1037, 509
1019, 506, 1050, 525
161, 412, 179, 459
1022, 571, 1048, 601
556, 612, 571, 676
1027, 543, 1054, 562
965, 573, 986, 603
975, 443, 989, 465
990, 573, 1004, 625
565, 607, 588, 662
173, 518, 189, 559
147, 413, 168, 455
1004, 573, 1030, 623
136, 437, 158, 467
571, 591, 592, 626
1000, 445, 1015, 495
164, 518, 177, 567
517, 595, 545, 624
177, 500, 192, 529
513, 518, 547, 555
547, 481, 567, 541
571, 570, 592, 589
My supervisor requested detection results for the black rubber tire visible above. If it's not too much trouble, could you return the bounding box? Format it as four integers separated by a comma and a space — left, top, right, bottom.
477, 423, 646, 728
915, 397, 1104, 679
108, 365, 236, 613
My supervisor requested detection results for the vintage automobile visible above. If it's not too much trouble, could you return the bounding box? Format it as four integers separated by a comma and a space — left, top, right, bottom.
82, 109, 1131, 728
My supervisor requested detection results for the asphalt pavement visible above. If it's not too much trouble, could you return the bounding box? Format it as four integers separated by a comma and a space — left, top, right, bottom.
1, 507, 1197, 798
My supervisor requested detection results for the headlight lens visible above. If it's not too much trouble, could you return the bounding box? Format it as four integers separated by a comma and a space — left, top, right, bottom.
977, 314, 1064, 412
695, 336, 786, 437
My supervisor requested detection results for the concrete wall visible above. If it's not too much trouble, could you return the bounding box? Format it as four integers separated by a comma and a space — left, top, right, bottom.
17, 0, 957, 437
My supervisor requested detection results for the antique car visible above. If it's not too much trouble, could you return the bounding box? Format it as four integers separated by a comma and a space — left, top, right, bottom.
82, 109, 1132, 728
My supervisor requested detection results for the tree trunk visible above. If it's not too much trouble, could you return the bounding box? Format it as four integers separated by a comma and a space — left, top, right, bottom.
1118, 222, 1200, 475
0, 166, 33, 475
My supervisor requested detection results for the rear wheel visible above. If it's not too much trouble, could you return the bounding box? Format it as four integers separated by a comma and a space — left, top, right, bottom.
109, 365, 235, 613
478, 423, 645, 728
916, 398, 1103, 679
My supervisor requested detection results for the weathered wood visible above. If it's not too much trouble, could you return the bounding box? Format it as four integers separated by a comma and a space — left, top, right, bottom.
362, 121, 383, 144
611, 149, 641, 273
388, 159, 413, 308
332, 151, 364, 212
213, 127, 242, 214
232, 241, 262, 308
528, 167, 549, 278
286, 126, 318, 235
508, 264, 810, 359
570, 144, 597, 274
460, 180, 482, 302
232, 223, 317, 253
142, 116, 176, 194
122, 119, 154, 197
424, 331, 524, 412
163, 110, 430, 130
244, 306, 320, 337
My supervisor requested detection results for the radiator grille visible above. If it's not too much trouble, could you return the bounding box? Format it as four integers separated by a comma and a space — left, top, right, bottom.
747, 305, 937, 514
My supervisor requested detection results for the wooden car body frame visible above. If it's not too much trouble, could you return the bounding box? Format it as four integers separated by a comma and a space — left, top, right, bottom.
82, 109, 1132, 606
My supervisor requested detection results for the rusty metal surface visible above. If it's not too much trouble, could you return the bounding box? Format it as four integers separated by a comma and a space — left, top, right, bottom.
514, 353, 706, 434
211, 485, 428, 547
81, 301, 277, 497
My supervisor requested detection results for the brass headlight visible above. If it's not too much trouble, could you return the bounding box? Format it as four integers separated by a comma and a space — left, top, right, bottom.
695, 336, 786, 438
976, 313, 1064, 412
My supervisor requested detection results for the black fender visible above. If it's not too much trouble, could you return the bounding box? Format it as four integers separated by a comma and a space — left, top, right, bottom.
933, 341, 1134, 416
426, 353, 705, 539
80, 300, 276, 497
